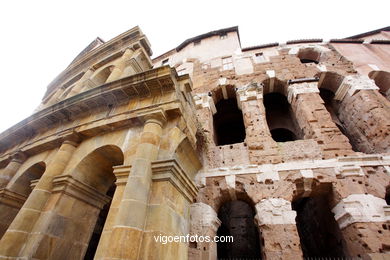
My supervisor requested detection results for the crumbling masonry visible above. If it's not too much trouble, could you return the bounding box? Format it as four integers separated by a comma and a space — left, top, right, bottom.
0, 26, 389, 259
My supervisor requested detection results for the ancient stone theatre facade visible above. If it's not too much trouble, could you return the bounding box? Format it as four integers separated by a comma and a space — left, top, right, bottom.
0, 25, 389, 259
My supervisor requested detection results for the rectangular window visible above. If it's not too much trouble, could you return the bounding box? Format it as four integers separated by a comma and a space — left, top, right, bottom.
162, 58, 169, 66
254, 52, 266, 63
222, 57, 234, 70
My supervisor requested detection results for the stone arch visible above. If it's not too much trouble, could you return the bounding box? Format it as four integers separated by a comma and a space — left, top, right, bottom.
368, 70, 390, 99
90, 65, 115, 87
217, 199, 262, 259
261, 78, 302, 142
210, 85, 246, 146
297, 47, 322, 64
6, 161, 46, 196
317, 71, 345, 94
70, 145, 124, 193
262, 77, 288, 96
0, 162, 46, 239
54, 144, 124, 259
317, 71, 362, 151
292, 180, 347, 258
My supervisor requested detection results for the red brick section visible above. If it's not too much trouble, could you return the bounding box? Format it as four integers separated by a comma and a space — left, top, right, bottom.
339, 90, 390, 153
291, 92, 354, 158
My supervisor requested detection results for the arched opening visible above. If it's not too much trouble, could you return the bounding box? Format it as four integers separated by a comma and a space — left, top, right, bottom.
319, 87, 359, 152
0, 162, 46, 239
90, 66, 114, 87
368, 70, 390, 99
67, 145, 124, 260
8, 162, 46, 196
217, 200, 262, 259
297, 48, 321, 64
386, 186, 390, 205
213, 86, 246, 146
292, 195, 346, 258
270, 128, 296, 142
263, 92, 300, 142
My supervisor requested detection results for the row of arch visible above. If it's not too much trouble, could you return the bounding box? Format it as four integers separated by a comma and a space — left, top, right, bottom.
208, 185, 390, 259
0, 144, 124, 259
211, 72, 389, 154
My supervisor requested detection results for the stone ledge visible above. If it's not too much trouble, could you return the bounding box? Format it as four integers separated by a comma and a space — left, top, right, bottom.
51, 175, 111, 209
0, 188, 27, 209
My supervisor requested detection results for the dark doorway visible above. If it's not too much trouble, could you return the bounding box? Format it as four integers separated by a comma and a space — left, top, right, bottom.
213, 98, 246, 146
217, 200, 262, 259
292, 196, 346, 257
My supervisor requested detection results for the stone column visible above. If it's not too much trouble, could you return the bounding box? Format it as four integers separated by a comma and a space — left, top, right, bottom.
0, 136, 79, 258
255, 198, 303, 260
288, 82, 354, 158
335, 75, 390, 153
139, 160, 198, 260
236, 83, 281, 164
188, 202, 221, 260
332, 194, 390, 258
0, 152, 26, 188
66, 68, 95, 98
94, 165, 130, 260
106, 48, 135, 83
107, 111, 166, 259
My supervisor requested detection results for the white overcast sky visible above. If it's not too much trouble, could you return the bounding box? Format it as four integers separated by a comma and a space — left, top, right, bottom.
0, 0, 389, 133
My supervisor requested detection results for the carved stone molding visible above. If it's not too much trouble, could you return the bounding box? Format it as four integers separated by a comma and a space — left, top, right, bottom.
51, 175, 111, 209
0, 188, 27, 209
151, 159, 198, 202
332, 194, 389, 229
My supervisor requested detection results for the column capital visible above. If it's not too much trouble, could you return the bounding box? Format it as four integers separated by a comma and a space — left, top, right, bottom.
335, 74, 379, 101
190, 202, 221, 232
62, 131, 82, 146
332, 194, 389, 229
140, 108, 167, 127
0, 188, 27, 209
287, 81, 319, 104
255, 198, 296, 225
10, 151, 26, 164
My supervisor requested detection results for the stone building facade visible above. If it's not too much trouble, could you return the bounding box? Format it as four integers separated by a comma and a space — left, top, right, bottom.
0, 25, 389, 259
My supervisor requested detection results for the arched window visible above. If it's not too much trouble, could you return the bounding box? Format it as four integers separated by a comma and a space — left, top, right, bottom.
368, 70, 390, 100
217, 200, 262, 259
292, 195, 346, 257
90, 66, 114, 87
213, 86, 246, 146
297, 48, 321, 64
318, 77, 359, 152
263, 92, 300, 142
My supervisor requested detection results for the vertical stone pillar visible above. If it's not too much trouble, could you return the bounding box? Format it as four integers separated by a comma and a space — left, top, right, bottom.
255, 198, 303, 260
106, 48, 135, 83
0, 136, 79, 258
107, 111, 166, 259
66, 68, 95, 98
335, 75, 390, 153
332, 194, 390, 258
188, 203, 221, 260
94, 165, 130, 260
236, 83, 280, 164
288, 82, 353, 158
0, 152, 26, 188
